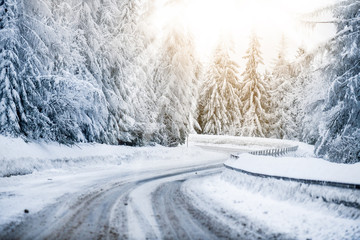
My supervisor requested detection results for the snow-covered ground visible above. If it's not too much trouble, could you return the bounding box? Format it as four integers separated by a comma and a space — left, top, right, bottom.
0, 135, 228, 226
183, 172, 360, 240
184, 135, 360, 239
1, 134, 359, 239
0, 135, 227, 178
193, 133, 360, 185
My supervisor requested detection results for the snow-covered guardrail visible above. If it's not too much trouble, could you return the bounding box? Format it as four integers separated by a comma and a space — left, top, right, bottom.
225, 145, 360, 189
223, 163, 360, 190
230, 145, 299, 159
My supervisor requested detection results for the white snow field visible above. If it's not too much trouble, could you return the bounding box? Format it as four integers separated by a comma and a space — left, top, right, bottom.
0, 134, 359, 239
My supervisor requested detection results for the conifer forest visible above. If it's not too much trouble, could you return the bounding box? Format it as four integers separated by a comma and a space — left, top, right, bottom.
0, 0, 359, 163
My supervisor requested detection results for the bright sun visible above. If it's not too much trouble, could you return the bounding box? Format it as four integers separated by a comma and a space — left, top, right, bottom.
185, 0, 297, 56
151, 0, 337, 64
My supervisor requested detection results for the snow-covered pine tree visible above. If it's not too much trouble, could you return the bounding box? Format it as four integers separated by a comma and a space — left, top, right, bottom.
289, 50, 326, 145
0, 0, 49, 140
94, 1, 135, 145
314, 0, 360, 163
198, 36, 242, 135
26, 0, 109, 144
0, 0, 22, 136
288, 47, 316, 143
268, 35, 297, 139
116, 0, 157, 145
0, 0, 113, 144
153, 21, 198, 146
99, 0, 155, 145
239, 32, 270, 137
66, 0, 145, 145
0, 0, 202, 147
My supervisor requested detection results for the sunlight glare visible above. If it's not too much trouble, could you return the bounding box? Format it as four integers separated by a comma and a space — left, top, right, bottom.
184, 0, 299, 59
150, 0, 337, 64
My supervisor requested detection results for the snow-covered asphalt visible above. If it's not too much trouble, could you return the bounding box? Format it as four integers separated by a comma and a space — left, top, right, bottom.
1, 136, 359, 239
0, 162, 286, 240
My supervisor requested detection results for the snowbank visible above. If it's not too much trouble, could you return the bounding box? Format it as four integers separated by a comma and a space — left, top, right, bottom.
190, 134, 298, 148
191, 134, 359, 185
225, 153, 360, 185
183, 174, 360, 240
0, 135, 227, 177
0, 133, 308, 178
182, 135, 360, 240
189, 134, 314, 156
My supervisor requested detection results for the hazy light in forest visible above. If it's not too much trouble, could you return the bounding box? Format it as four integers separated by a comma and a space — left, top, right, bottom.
187, 0, 336, 60
150, 0, 337, 65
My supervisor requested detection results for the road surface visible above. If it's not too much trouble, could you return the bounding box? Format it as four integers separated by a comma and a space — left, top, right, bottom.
0, 161, 286, 240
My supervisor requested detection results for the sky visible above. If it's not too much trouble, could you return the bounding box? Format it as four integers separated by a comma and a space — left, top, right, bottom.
149, 0, 339, 70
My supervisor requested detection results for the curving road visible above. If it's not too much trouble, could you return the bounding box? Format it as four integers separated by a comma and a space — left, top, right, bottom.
0, 162, 286, 240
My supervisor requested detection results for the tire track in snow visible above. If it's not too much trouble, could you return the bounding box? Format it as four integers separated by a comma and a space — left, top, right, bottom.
1, 162, 289, 240
0, 164, 223, 239
1, 180, 134, 240
152, 180, 219, 239
152, 179, 290, 240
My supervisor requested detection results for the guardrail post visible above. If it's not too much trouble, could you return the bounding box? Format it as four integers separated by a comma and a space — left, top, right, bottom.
245, 145, 299, 158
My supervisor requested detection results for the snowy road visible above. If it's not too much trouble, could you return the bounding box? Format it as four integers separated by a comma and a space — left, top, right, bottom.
0, 162, 284, 240
1, 136, 359, 239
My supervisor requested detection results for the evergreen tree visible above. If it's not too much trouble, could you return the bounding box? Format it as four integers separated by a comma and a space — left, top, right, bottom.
239, 32, 270, 137
289, 47, 315, 142
198, 37, 242, 135
0, 0, 22, 136
314, 0, 360, 163
0, 0, 129, 144
0, 0, 49, 139
293, 0, 360, 162
0, 0, 204, 147
103, 0, 150, 145
291, 49, 326, 145
70, 0, 146, 145
117, 0, 156, 145
31, 0, 108, 144
272, 35, 289, 77
269, 35, 297, 139
153, 22, 198, 146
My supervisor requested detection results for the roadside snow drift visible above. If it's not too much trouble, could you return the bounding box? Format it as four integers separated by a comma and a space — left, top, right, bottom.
225, 154, 360, 185
0, 135, 227, 177
183, 173, 360, 240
